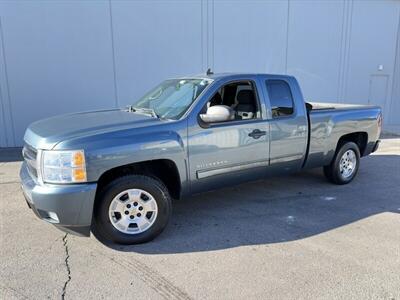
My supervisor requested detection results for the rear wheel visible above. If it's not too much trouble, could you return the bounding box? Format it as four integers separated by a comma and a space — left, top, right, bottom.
323, 141, 360, 185
93, 175, 172, 244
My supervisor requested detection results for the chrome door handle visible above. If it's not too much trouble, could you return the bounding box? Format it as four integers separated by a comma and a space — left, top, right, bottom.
248, 129, 266, 139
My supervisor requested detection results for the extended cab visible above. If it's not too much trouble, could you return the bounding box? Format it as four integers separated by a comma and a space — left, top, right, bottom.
20, 73, 382, 244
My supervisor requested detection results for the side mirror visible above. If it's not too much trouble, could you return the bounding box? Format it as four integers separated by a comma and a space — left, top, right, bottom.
200, 105, 234, 123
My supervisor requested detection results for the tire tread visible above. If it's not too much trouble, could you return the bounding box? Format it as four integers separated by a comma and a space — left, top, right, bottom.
92, 174, 172, 245
323, 141, 360, 185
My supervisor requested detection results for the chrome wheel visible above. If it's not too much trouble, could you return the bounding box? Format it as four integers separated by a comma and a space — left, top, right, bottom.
108, 189, 158, 234
339, 149, 357, 179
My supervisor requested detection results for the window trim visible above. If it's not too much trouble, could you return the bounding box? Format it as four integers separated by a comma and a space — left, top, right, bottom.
198, 79, 263, 128
265, 79, 296, 119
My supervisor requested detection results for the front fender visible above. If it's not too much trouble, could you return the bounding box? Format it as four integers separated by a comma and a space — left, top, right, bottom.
88, 133, 186, 180
54, 125, 188, 191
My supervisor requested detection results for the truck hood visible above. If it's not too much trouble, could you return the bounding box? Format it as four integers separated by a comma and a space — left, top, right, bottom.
24, 109, 162, 149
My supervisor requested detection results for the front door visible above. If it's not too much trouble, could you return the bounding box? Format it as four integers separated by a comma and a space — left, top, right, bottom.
187, 78, 270, 193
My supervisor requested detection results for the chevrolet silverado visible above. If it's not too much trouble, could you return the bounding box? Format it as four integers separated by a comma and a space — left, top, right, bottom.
20, 73, 382, 244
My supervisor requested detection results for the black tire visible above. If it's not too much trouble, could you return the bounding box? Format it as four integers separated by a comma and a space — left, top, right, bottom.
323, 141, 360, 185
92, 175, 172, 245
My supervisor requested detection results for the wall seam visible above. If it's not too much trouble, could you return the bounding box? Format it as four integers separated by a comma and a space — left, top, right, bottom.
108, 0, 119, 108
0, 78, 7, 147
388, 7, 400, 125
285, 0, 290, 74
0, 47, 7, 146
342, 0, 354, 104
339, 0, 349, 103
337, 1, 346, 103
211, 0, 214, 70
206, 0, 209, 68
201, 0, 203, 71
0, 16, 15, 146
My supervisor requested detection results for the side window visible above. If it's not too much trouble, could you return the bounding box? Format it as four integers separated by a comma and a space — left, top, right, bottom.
205, 81, 260, 122
265, 80, 294, 118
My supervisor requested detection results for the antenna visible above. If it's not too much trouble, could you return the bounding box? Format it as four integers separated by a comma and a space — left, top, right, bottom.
206, 68, 213, 75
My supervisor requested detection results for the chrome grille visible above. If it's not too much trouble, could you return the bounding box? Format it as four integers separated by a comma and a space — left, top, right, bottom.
22, 143, 38, 178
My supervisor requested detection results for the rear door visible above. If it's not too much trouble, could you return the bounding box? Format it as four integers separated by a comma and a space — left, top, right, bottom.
259, 75, 308, 172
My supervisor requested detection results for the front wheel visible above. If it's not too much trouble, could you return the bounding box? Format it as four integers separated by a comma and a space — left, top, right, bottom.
92, 175, 172, 244
323, 141, 360, 185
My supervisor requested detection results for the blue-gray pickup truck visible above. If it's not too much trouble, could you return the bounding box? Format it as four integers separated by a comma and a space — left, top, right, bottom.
20, 73, 382, 244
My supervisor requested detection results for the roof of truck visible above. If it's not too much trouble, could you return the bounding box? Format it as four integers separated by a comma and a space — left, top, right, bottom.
193, 72, 257, 79
182, 72, 293, 81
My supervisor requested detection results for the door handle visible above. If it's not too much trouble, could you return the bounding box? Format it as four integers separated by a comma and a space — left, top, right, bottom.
248, 129, 267, 139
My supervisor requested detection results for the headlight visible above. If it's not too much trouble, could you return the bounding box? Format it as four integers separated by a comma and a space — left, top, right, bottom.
41, 150, 87, 183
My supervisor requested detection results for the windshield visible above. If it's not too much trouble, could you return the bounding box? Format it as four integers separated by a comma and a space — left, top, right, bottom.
131, 78, 212, 119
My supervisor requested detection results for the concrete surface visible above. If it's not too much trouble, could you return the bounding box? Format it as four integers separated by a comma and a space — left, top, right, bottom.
0, 138, 399, 299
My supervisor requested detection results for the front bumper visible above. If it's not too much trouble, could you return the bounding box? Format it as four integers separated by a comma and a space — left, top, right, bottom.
20, 162, 97, 236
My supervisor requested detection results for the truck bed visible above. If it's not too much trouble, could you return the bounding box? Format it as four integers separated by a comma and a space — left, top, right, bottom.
304, 101, 381, 169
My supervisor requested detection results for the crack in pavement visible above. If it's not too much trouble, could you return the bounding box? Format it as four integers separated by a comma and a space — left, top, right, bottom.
61, 233, 71, 300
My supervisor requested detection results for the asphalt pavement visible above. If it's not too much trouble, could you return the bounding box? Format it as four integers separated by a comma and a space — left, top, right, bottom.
0, 137, 399, 299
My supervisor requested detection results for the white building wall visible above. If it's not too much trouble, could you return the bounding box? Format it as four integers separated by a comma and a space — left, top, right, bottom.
286, 0, 345, 101
388, 11, 400, 126
0, 0, 399, 147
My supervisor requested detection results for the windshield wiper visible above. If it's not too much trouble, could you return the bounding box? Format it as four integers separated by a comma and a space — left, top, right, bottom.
127, 106, 160, 118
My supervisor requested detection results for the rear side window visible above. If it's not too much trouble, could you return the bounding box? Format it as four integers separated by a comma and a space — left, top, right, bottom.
265, 80, 294, 118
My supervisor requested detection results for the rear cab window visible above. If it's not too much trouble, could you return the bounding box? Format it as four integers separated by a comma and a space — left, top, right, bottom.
265, 80, 294, 118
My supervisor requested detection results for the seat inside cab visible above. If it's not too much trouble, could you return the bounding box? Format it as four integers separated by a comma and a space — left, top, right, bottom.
207, 81, 259, 120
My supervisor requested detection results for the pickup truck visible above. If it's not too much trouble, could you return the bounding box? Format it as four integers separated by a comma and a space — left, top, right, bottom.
20, 73, 382, 244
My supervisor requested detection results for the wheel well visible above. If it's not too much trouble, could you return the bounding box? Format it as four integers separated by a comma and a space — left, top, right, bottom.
96, 159, 181, 200
336, 132, 368, 156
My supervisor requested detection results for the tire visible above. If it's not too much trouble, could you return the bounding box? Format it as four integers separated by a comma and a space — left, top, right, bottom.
323, 141, 360, 185
92, 175, 172, 245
